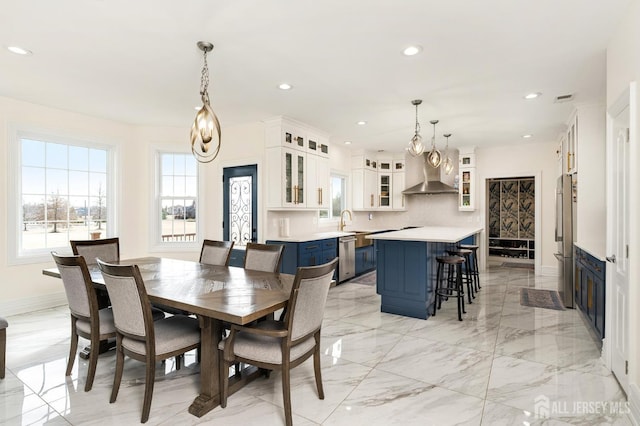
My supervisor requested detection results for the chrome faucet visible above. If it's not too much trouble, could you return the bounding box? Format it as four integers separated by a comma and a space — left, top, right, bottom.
339, 209, 352, 231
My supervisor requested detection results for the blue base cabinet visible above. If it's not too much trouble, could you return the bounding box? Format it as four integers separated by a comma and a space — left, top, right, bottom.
355, 245, 375, 275
228, 248, 245, 267
266, 238, 338, 278
574, 246, 606, 342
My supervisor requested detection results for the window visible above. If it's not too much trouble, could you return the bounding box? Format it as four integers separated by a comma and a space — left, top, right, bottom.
157, 152, 198, 245
319, 174, 347, 220
10, 131, 113, 262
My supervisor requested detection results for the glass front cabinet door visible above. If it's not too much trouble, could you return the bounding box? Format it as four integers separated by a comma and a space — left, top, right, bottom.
458, 148, 476, 211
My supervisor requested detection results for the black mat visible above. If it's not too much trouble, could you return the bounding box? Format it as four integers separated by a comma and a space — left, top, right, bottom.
520, 288, 566, 310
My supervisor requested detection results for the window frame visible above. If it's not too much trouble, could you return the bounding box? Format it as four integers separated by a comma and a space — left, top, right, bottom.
7, 125, 116, 265
319, 172, 348, 222
150, 149, 201, 252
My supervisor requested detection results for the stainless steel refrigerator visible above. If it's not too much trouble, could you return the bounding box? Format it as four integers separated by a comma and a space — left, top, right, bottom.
554, 174, 576, 308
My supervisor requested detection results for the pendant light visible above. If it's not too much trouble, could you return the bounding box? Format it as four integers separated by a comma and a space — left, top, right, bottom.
190, 41, 222, 163
442, 133, 454, 175
407, 99, 424, 156
426, 120, 442, 168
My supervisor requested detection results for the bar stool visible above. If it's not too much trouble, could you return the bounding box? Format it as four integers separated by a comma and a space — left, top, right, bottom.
433, 256, 466, 321
458, 244, 481, 292
447, 248, 474, 304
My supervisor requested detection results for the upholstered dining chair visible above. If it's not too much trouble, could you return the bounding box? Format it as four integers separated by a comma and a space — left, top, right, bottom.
199, 239, 234, 266
72, 238, 165, 322
244, 242, 285, 273
0, 316, 7, 379
219, 258, 338, 426
52, 252, 117, 391
70, 237, 120, 265
97, 260, 201, 423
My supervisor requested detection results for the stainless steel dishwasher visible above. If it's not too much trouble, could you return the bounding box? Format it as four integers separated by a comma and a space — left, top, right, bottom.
338, 235, 356, 282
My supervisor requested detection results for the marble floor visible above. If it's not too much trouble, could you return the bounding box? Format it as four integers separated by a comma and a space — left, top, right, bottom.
0, 265, 632, 425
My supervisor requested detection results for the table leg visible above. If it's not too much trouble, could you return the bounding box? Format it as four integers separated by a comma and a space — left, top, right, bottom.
78, 340, 114, 360
188, 316, 222, 417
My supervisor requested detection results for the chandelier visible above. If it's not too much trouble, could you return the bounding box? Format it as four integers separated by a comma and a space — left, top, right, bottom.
407, 99, 424, 156
426, 120, 442, 168
190, 41, 221, 163
442, 133, 454, 174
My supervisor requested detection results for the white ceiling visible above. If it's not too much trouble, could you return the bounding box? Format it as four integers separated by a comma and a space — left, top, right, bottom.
0, 0, 631, 152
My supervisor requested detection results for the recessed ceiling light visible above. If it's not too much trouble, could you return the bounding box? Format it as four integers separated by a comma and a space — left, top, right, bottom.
402, 45, 422, 56
357, 121, 367, 126
524, 92, 541, 100
344, 141, 352, 145
278, 83, 292, 90
7, 46, 32, 56
522, 134, 533, 139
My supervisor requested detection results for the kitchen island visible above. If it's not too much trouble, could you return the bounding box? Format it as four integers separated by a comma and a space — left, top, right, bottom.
367, 226, 483, 319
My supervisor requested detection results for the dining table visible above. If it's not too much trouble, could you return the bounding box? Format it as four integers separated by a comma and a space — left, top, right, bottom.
43, 256, 294, 418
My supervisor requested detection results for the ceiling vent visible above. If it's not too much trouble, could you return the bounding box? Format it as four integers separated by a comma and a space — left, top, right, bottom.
554, 94, 574, 103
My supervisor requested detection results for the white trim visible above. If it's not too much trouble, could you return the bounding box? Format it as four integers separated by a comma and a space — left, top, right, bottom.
480, 171, 543, 275
629, 383, 640, 425
0, 292, 68, 317
6, 123, 117, 265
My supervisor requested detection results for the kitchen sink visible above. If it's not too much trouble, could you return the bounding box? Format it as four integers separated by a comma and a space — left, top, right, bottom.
353, 231, 373, 248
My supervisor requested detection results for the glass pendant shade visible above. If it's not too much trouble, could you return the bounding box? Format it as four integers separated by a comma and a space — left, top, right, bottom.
426, 120, 442, 168
408, 133, 424, 156
407, 99, 425, 157
190, 41, 221, 163
442, 133, 453, 174
443, 157, 454, 174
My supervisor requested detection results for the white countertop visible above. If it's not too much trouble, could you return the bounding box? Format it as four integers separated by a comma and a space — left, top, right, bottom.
266, 231, 355, 243
574, 242, 606, 262
366, 226, 483, 243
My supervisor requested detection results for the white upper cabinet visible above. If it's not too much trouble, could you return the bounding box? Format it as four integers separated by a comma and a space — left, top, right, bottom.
265, 117, 330, 210
351, 151, 406, 211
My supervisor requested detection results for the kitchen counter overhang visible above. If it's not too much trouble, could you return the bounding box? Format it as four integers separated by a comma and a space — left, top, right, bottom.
366, 226, 483, 243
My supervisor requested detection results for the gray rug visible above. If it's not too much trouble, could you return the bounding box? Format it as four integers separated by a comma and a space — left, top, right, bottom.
502, 262, 534, 269
520, 288, 566, 311
346, 270, 376, 286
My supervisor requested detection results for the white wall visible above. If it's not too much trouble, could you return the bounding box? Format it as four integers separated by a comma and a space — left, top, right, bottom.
0, 96, 135, 312
606, 0, 640, 419
0, 96, 265, 314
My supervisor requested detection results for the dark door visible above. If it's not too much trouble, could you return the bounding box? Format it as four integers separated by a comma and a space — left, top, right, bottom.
223, 165, 258, 246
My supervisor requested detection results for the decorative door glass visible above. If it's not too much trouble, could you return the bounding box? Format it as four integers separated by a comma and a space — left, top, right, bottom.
229, 175, 253, 247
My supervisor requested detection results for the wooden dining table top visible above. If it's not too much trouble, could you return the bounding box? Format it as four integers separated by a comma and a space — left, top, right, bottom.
43, 256, 294, 325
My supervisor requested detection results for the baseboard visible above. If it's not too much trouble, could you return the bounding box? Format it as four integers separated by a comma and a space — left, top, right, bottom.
630, 383, 640, 425
0, 292, 67, 317
537, 265, 557, 276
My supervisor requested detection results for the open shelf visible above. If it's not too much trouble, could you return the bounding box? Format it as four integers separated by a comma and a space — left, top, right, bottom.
488, 238, 534, 262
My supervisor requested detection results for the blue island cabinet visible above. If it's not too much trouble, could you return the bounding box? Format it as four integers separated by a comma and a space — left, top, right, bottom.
376, 240, 450, 319
372, 231, 478, 320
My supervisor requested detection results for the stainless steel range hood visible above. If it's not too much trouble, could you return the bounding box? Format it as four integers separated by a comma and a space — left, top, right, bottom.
402, 155, 458, 195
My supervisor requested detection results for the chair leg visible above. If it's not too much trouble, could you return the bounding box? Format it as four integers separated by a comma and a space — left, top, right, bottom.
313, 335, 324, 399
175, 355, 181, 370
281, 365, 292, 426
140, 354, 156, 423
66, 317, 78, 376
85, 333, 100, 391
141, 356, 156, 423
0, 328, 6, 379
110, 337, 124, 404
